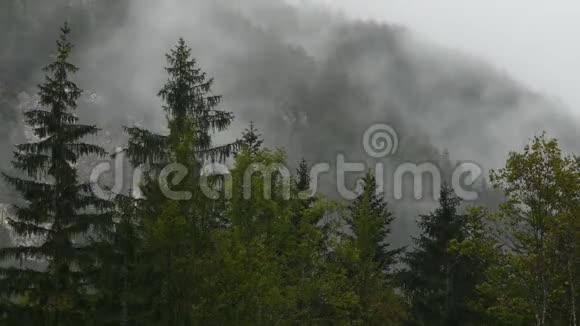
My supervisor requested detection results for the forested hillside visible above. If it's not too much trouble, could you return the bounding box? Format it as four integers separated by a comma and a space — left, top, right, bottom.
0, 1, 579, 325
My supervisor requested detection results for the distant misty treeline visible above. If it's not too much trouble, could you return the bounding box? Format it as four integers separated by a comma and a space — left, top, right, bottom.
0, 23, 578, 326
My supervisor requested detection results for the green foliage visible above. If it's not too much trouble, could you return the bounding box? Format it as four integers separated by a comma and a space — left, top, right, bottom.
450, 134, 580, 326
121, 38, 242, 326
474, 134, 580, 326
347, 172, 399, 275
0, 24, 113, 325
241, 121, 264, 157
400, 184, 485, 325
342, 172, 407, 324
211, 140, 367, 324
92, 194, 143, 326
1, 21, 579, 326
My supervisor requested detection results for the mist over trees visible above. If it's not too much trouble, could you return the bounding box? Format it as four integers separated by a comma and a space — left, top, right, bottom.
0, 1, 579, 325
1, 0, 579, 249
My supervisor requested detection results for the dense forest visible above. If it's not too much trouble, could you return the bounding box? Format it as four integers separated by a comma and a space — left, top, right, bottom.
0, 23, 578, 326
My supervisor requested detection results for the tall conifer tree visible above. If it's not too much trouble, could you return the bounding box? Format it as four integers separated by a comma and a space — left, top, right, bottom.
348, 172, 399, 275
125, 38, 241, 228
0, 24, 111, 325
346, 172, 402, 322
93, 194, 143, 326
123, 38, 241, 325
400, 184, 481, 325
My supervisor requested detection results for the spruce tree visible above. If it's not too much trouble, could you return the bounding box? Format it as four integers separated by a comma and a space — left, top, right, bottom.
123, 38, 241, 325
241, 121, 263, 157
400, 184, 480, 325
125, 38, 241, 226
0, 24, 111, 325
126, 38, 240, 167
349, 172, 399, 275
93, 194, 142, 326
346, 171, 402, 322
122, 37, 241, 243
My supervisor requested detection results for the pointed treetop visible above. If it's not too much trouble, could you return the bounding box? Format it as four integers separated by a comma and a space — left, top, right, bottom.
54, 22, 75, 63
61, 21, 71, 35
348, 170, 399, 274
241, 121, 264, 155
38, 22, 82, 113
0, 24, 111, 323
415, 183, 465, 243
437, 183, 462, 213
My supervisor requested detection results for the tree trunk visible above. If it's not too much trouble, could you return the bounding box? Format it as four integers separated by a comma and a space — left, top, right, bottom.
542, 279, 548, 326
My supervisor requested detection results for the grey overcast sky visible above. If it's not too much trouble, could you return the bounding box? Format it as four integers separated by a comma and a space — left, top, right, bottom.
289, 0, 580, 116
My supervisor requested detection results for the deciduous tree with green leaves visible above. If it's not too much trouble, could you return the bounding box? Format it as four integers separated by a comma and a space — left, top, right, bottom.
453, 134, 580, 326
476, 134, 580, 326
